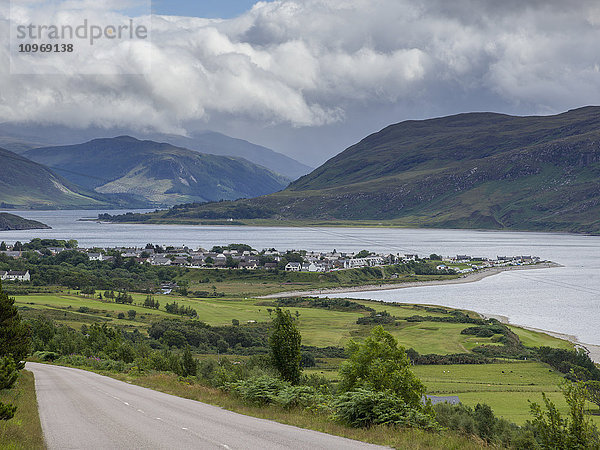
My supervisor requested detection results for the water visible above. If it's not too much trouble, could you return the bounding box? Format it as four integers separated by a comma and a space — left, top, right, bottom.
1, 209, 599, 346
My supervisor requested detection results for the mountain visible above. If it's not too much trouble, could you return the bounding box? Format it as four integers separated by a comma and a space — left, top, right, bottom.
0, 147, 111, 209
0, 213, 50, 231
0, 123, 312, 180
23, 136, 289, 207
146, 132, 313, 180
117, 107, 600, 234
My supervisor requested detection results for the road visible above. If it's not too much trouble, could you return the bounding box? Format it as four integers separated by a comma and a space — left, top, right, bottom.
27, 363, 384, 449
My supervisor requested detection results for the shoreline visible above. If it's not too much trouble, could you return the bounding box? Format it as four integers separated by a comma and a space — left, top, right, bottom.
260, 261, 600, 363
259, 262, 559, 299
480, 313, 600, 364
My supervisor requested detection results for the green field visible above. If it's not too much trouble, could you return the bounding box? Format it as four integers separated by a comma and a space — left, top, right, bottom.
16, 293, 577, 353
414, 363, 600, 425
15, 291, 598, 429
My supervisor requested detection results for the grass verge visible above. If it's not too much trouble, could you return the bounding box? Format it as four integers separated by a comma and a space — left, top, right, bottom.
0, 370, 45, 450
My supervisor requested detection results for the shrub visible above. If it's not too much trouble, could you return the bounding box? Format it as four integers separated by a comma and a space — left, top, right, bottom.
274, 385, 325, 409
339, 326, 425, 408
32, 351, 59, 361
229, 375, 287, 405
332, 389, 437, 429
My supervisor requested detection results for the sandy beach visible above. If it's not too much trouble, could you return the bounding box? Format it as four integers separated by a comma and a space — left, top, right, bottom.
259, 262, 559, 299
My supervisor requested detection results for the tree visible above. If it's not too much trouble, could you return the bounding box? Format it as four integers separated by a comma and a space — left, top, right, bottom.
530, 381, 599, 449
0, 242, 6, 251
180, 347, 197, 377
355, 250, 371, 258
0, 281, 30, 421
225, 256, 238, 268
269, 308, 302, 384
0, 357, 18, 420
127, 310, 137, 320
339, 326, 425, 408
0, 281, 30, 364
585, 381, 600, 409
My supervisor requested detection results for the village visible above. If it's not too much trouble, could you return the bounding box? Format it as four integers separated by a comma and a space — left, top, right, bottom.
0, 240, 541, 277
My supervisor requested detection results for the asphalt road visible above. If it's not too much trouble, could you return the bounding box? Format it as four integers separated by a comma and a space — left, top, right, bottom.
27, 362, 385, 450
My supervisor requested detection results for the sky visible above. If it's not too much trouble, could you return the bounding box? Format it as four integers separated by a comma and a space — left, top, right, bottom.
152, 0, 262, 19
2, 0, 600, 166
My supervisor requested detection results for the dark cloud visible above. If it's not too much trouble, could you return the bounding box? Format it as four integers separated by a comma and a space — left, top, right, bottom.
1, 0, 599, 165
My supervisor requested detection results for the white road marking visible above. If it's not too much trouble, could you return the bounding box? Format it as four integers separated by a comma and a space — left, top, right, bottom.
123, 402, 129, 406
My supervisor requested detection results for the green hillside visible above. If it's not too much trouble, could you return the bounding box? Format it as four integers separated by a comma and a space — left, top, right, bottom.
115, 107, 600, 233
0, 147, 112, 210
24, 136, 290, 207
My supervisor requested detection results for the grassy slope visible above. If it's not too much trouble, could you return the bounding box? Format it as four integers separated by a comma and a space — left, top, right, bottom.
0, 371, 45, 450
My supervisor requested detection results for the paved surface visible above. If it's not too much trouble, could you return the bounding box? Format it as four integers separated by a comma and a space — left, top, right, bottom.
27, 363, 384, 449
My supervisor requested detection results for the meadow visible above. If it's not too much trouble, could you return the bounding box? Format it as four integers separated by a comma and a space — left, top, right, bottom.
15, 289, 599, 431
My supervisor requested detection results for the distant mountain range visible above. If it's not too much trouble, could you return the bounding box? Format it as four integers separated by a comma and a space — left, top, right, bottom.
0, 123, 312, 180
21, 136, 290, 208
120, 107, 600, 234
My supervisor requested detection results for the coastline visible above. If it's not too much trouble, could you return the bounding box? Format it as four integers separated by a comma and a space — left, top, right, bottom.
259, 262, 559, 299
260, 261, 600, 363
481, 313, 600, 364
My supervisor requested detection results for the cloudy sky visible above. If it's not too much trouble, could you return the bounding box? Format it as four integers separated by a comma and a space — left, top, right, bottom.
2, 0, 600, 165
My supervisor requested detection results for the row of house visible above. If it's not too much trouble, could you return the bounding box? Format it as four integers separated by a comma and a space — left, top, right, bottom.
0, 240, 542, 275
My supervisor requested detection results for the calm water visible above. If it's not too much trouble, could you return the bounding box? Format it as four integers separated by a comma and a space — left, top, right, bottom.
1, 210, 599, 346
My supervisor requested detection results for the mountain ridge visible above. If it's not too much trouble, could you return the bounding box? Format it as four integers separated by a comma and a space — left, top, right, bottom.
23, 136, 290, 207
107, 107, 600, 234
0, 123, 312, 180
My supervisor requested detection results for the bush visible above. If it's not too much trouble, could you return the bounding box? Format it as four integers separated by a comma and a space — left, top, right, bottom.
339, 326, 425, 408
434, 402, 529, 447
32, 351, 59, 361
460, 326, 494, 337
332, 389, 437, 429
229, 375, 287, 405
274, 385, 325, 409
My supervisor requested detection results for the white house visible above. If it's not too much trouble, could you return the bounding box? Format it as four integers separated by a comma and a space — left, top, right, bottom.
285, 262, 301, 272
1, 270, 30, 281
88, 253, 105, 261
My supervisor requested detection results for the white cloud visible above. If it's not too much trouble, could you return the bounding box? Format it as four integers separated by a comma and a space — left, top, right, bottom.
1, 0, 599, 137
